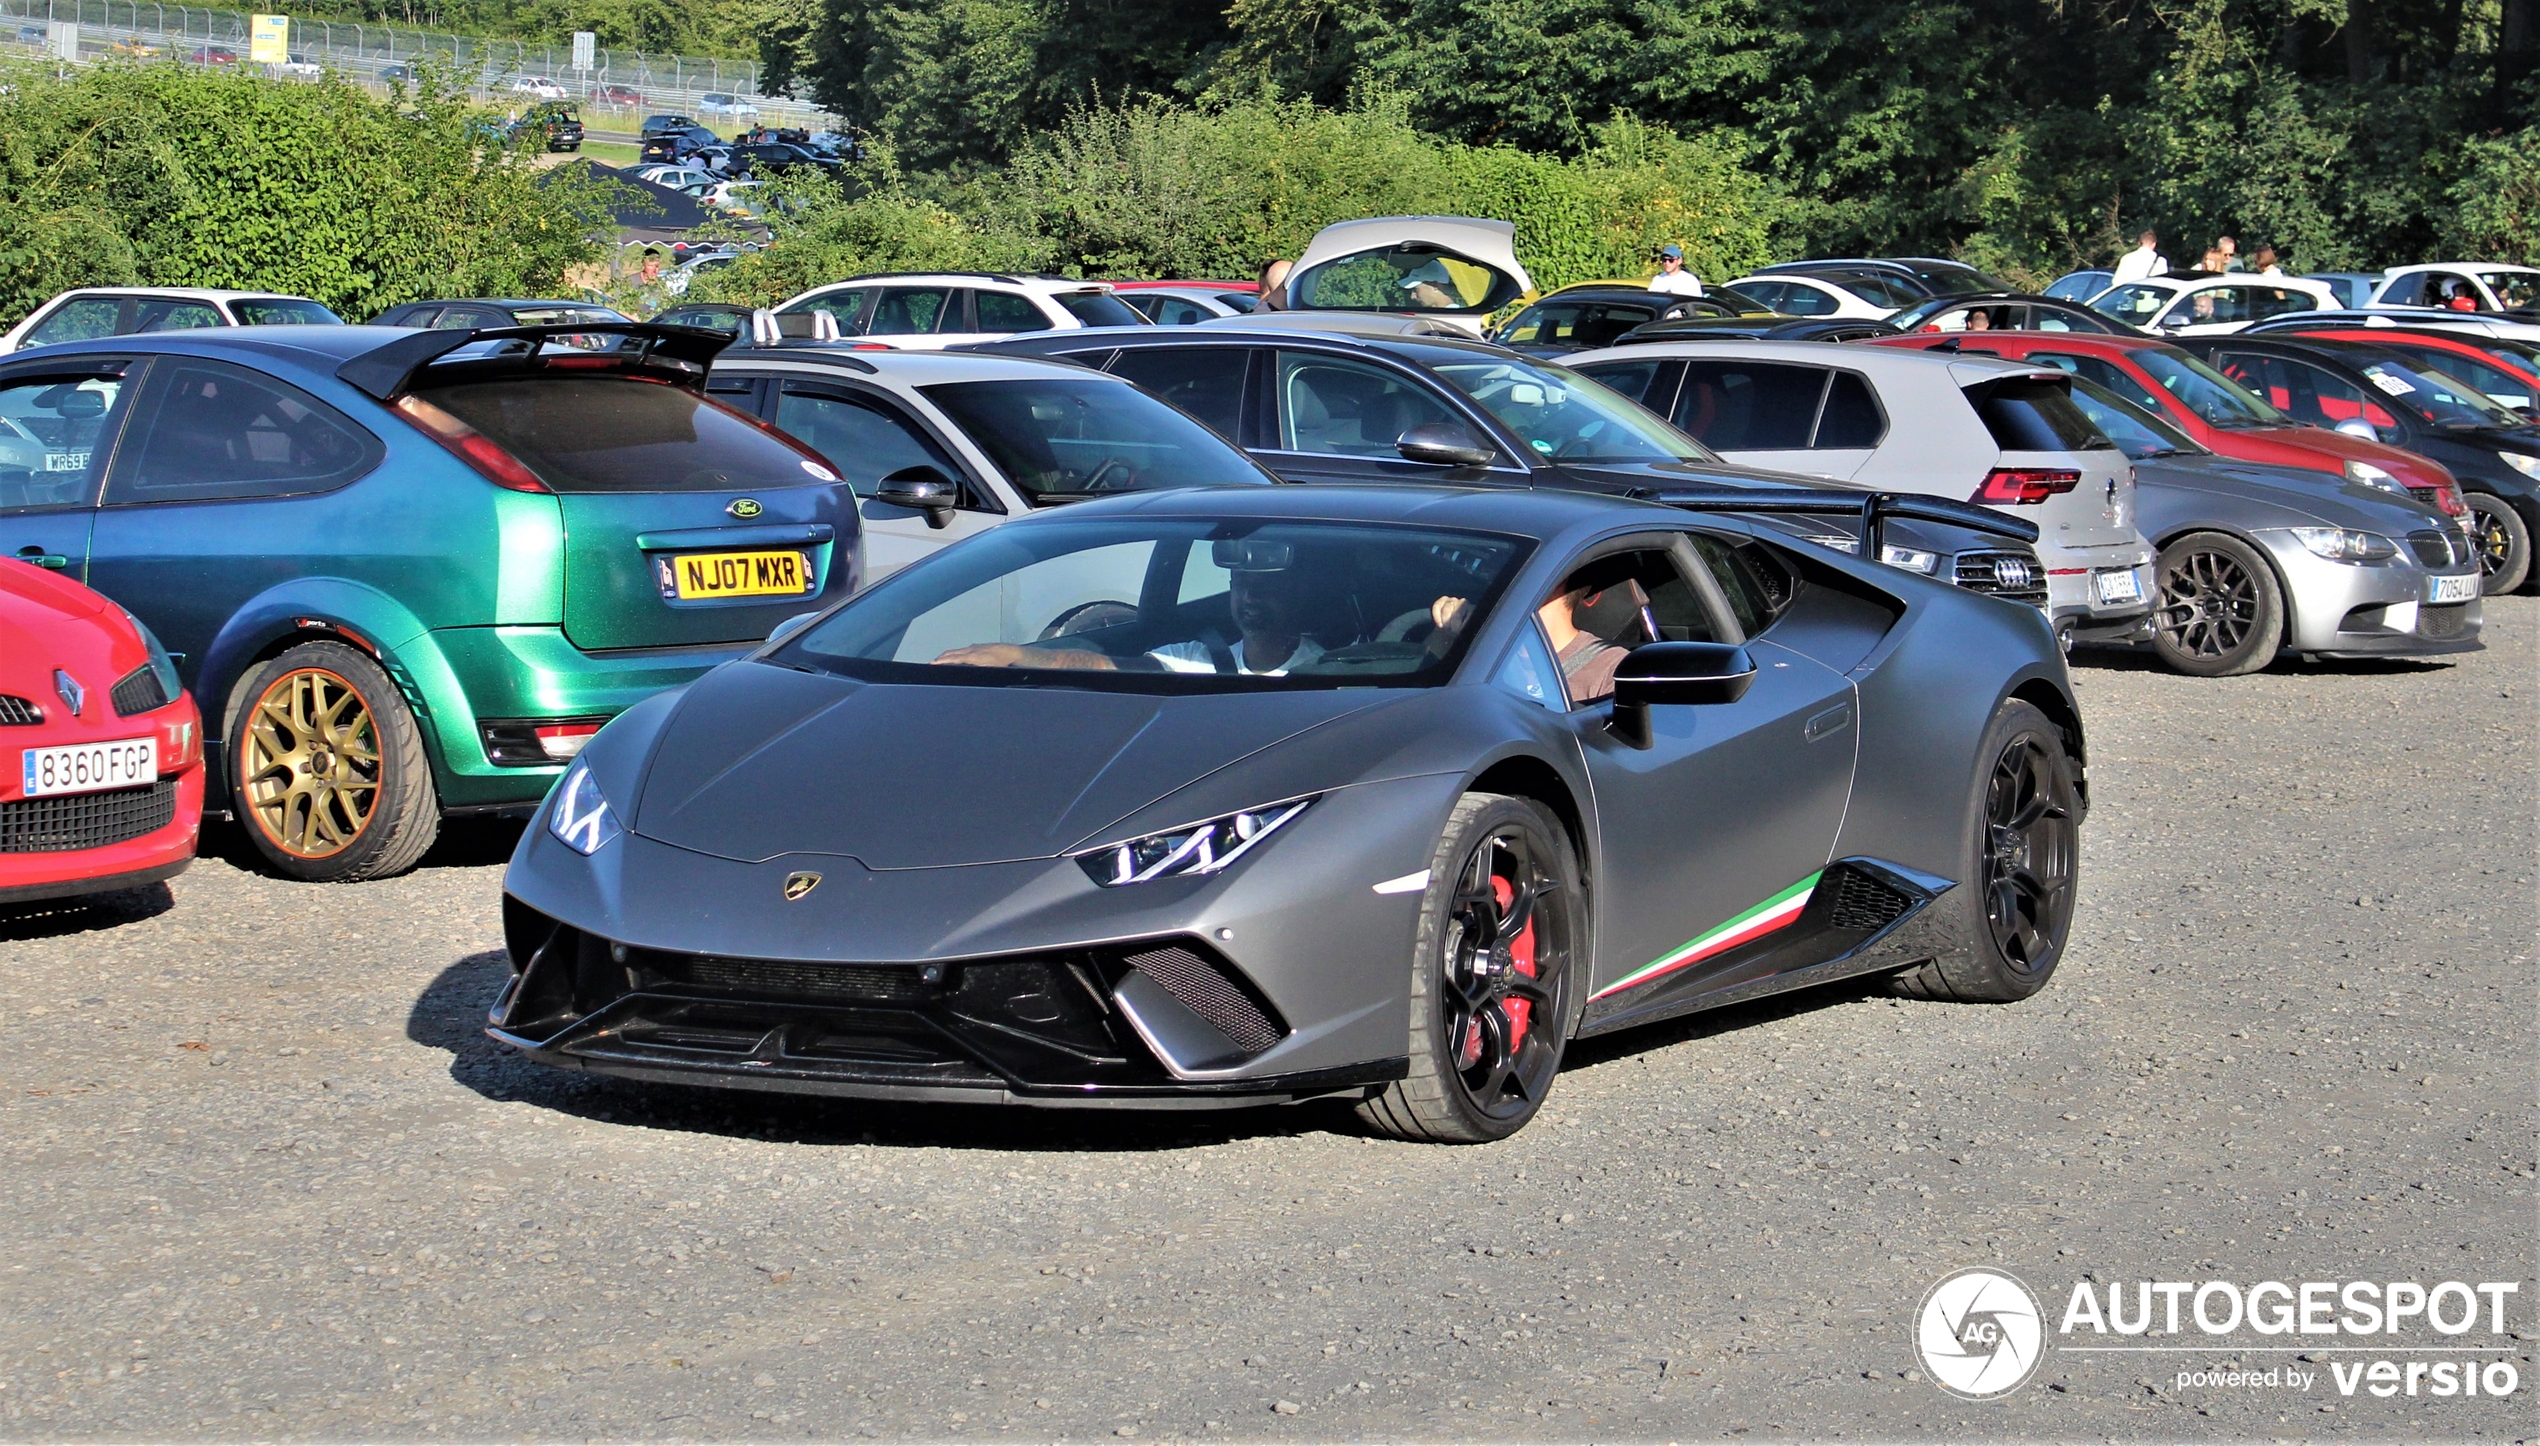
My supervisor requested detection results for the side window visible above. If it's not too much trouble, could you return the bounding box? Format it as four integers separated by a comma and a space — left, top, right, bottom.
429, 308, 485, 330
1780, 284, 1838, 316
2040, 353, 2164, 412
2213, 355, 2397, 441
868, 287, 954, 335
1814, 372, 1885, 448
1153, 297, 1215, 326
771, 386, 977, 506
0, 371, 134, 511
1672, 362, 1826, 449
1538, 547, 1715, 708
131, 300, 224, 334
1688, 533, 1799, 637
1574, 359, 1660, 405
25, 299, 128, 348
788, 287, 870, 335
1492, 622, 1563, 711
1272, 352, 1459, 457
1736, 281, 1788, 311
1105, 346, 1246, 441
106, 360, 383, 504
972, 289, 1046, 335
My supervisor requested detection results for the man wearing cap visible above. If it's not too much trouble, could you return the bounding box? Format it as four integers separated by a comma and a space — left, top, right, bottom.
1648, 244, 1704, 297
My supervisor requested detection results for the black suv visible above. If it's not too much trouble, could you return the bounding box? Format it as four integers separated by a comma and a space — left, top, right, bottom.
970, 326, 2050, 606
640, 113, 699, 138
511, 103, 583, 153
727, 141, 841, 177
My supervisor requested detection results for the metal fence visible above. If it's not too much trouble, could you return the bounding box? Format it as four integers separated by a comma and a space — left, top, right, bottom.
0, 0, 836, 129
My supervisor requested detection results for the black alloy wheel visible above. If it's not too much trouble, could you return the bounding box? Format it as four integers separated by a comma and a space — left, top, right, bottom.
2464, 493, 2532, 594
1892, 699, 2079, 1003
2151, 532, 2282, 676
1979, 733, 2077, 976
1360, 793, 1580, 1143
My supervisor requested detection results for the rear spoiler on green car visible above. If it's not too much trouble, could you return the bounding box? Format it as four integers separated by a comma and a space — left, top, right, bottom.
1632, 486, 2042, 558
336, 322, 739, 401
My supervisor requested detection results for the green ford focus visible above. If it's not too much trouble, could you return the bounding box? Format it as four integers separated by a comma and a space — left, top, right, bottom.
0, 322, 861, 881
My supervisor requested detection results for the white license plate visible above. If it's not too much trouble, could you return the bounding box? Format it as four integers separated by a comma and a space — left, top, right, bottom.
42, 452, 86, 472
21, 737, 157, 798
2095, 568, 2143, 605
2428, 572, 2479, 604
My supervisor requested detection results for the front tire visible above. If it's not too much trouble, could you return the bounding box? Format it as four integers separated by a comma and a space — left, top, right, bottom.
230, 642, 439, 882
1358, 793, 1582, 1144
2464, 492, 2531, 595
1892, 700, 2078, 1003
2150, 531, 2282, 676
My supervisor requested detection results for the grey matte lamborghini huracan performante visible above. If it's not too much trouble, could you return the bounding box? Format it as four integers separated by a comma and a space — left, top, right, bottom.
494, 485, 2088, 1142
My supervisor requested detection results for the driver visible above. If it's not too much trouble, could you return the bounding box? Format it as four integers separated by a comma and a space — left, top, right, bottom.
933, 544, 1334, 676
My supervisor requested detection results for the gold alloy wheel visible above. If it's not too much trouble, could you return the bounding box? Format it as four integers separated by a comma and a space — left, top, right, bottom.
240, 668, 382, 859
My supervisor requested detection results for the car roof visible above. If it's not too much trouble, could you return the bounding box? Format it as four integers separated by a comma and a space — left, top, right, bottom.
1519, 288, 1681, 305
14, 323, 417, 368
1197, 311, 1473, 338
789, 273, 1117, 294
46, 287, 312, 303
1870, 332, 2168, 358
396, 299, 624, 311
1004, 479, 1686, 543
715, 344, 1140, 384
2385, 262, 2540, 277
1575, 336, 2060, 382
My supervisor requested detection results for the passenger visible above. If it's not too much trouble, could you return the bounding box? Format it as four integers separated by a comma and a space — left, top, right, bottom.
1398, 259, 1461, 310
1431, 571, 1639, 703
1965, 308, 1994, 331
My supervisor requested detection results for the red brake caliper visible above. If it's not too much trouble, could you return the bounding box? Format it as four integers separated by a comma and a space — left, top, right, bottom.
1498, 876, 1537, 1053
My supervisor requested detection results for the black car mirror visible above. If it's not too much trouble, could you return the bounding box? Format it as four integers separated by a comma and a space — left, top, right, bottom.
1395, 423, 1493, 467
1607, 641, 1757, 749
871, 466, 961, 529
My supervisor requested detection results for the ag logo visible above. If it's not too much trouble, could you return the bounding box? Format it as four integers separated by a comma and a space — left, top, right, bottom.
781, 870, 821, 901
1914, 1267, 2044, 1400
727, 497, 765, 519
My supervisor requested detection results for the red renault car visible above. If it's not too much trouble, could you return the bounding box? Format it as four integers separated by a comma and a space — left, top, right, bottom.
1871, 332, 2468, 525
1, 560, 203, 904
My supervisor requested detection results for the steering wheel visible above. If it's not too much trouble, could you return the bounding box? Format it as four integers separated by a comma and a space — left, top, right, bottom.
1083, 457, 1140, 492
1376, 607, 1436, 644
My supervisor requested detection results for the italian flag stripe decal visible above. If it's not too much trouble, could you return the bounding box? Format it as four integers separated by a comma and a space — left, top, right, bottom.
1589, 872, 1822, 1002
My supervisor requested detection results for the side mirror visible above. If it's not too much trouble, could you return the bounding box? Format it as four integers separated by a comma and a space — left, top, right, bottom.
871, 466, 961, 529
766, 611, 820, 646
1607, 642, 1757, 749
2334, 418, 2379, 441
1395, 423, 1494, 467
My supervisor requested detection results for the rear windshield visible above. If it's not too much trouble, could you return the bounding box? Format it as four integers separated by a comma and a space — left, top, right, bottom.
1970, 378, 2113, 452
423, 377, 833, 493
918, 378, 1275, 502
233, 298, 343, 326
1057, 291, 1146, 328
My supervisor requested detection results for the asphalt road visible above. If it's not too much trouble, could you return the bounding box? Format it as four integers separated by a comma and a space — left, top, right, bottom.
3, 601, 2533, 1442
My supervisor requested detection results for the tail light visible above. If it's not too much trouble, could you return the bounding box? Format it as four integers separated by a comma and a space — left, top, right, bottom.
391, 394, 551, 493
1972, 468, 2082, 505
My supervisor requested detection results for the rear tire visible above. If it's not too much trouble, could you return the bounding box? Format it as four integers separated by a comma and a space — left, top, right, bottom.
1891, 700, 2078, 1003
2464, 492, 2531, 595
2150, 531, 2282, 676
1358, 793, 1582, 1144
229, 642, 439, 883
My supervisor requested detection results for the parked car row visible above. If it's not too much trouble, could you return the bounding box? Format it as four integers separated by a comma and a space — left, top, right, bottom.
5, 216, 2525, 1141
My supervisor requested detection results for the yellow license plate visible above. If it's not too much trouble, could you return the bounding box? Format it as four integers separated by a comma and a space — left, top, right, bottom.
657, 549, 814, 601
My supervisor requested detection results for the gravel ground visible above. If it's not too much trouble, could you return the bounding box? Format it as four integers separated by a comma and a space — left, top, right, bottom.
2, 600, 2532, 1443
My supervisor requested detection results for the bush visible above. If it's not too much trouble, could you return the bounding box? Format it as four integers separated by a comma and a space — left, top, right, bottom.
0, 60, 616, 328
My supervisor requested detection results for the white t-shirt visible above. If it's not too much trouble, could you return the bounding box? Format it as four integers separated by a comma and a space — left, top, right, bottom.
1149, 636, 1328, 676
1647, 269, 1705, 296
2111, 246, 2167, 283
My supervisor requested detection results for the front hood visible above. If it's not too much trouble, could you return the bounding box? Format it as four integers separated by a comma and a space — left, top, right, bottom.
629, 661, 1391, 867
2132, 456, 2441, 531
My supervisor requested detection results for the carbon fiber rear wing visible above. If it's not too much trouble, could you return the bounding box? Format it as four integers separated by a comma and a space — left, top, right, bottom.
336, 322, 738, 401
1630, 486, 2041, 556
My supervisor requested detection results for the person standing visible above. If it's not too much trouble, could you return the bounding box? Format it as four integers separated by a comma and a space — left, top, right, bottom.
2215, 235, 2240, 271
2112, 230, 2166, 283
1647, 243, 1704, 296
1257, 258, 1292, 311
2252, 244, 2286, 278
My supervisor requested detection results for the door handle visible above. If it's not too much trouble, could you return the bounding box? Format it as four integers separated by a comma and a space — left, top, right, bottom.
13, 546, 68, 570
1803, 701, 1853, 742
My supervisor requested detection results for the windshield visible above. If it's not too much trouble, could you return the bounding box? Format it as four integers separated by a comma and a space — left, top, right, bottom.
2065, 377, 2203, 460
2478, 270, 2540, 310
233, 298, 343, 326
1289, 246, 1524, 314
2134, 348, 2289, 428
773, 517, 1529, 693
1430, 358, 1714, 463
2343, 356, 2527, 428
918, 378, 1277, 502
2089, 283, 2175, 326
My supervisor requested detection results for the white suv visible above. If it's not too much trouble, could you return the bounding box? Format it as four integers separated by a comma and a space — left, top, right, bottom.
0, 288, 343, 353
775, 273, 1149, 351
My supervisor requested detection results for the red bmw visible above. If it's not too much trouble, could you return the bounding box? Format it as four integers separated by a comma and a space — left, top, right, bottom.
1, 560, 203, 904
